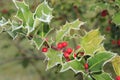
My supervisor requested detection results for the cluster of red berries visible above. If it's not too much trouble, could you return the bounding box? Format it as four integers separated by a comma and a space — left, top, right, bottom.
41, 41, 89, 70
57, 41, 73, 62
41, 41, 68, 52
111, 40, 120, 46
116, 76, 120, 80
42, 41, 84, 61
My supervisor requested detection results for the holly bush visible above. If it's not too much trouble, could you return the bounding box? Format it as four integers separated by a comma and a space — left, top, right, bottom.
0, 0, 120, 80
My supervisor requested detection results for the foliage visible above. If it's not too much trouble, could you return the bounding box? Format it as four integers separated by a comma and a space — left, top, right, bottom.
0, 0, 120, 80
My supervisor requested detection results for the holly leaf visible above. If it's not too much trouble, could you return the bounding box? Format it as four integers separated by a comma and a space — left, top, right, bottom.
80, 29, 105, 56
32, 23, 52, 49
35, 0, 53, 23
83, 74, 93, 80
45, 49, 62, 70
112, 12, 120, 25
96, 45, 106, 52
38, 23, 50, 38
88, 51, 115, 72
60, 59, 85, 74
10, 20, 23, 31
7, 30, 18, 40
13, 0, 34, 34
0, 17, 11, 33
115, 0, 120, 7
56, 19, 85, 42
93, 72, 113, 80
32, 37, 44, 50
112, 56, 120, 76
0, 17, 9, 27
90, 2, 109, 11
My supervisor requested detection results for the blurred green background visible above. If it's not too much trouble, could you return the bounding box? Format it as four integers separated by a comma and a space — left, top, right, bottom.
0, 0, 119, 80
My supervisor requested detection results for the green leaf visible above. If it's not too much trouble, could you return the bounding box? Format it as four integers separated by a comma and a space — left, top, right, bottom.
83, 74, 93, 80
35, 0, 53, 23
90, 2, 109, 11
45, 49, 62, 70
7, 30, 18, 39
0, 17, 9, 27
93, 72, 113, 80
0, 17, 11, 33
88, 51, 115, 72
38, 23, 50, 38
60, 59, 85, 74
32, 37, 44, 50
112, 12, 120, 25
13, 0, 34, 34
56, 19, 84, 42
10, 20, 23, 31
80, 29, 104, 55
115, 0, 120, 7
32, 23, 52, 49
112, 56, 120, 76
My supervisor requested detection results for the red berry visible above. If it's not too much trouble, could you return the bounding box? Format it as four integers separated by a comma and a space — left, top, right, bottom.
62, 41, 68, 47
1, 9, 8, 14
117, 40, 120, 46
101, 10, 108, 17
42, 47, 48, 52
63, 52, 69, 58
84, 63, 89, 69
116, 76, 120, 80
106, 26, 111, 31
112, 40, 116, 45
57, 43, 63, 49
74, 53, 77, 58
76, 45, 81, 50
66, 48, 73, 54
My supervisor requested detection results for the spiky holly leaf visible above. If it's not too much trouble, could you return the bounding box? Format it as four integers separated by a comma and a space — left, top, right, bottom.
83, 74, 93, 80
13, 0, 34, 34
112, 56, 120, 76
32, 23, 52, 49
88, 51, 115, 72
7, 30, 18, 40
93, 72, 113, 80
32, 37, 44, 50
80, 29, 105, 55
10, 20, 23, 31
56, 19, 84, 42
35, 0, 53, 23
60, 59, 85, 74
0, 17, 9, 27
96, 45, 106, 52
112, 12, 120, 25
45, 49, 62, 70
0, 17, 11, 33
